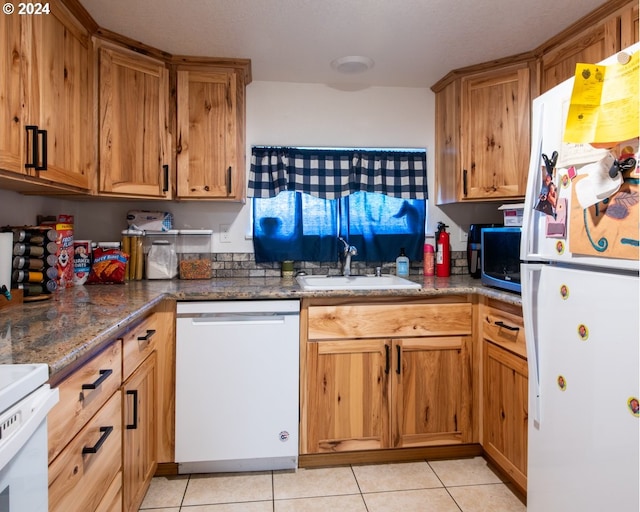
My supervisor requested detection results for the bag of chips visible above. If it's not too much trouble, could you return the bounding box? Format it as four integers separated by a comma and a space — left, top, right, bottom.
87, 248, 129, 284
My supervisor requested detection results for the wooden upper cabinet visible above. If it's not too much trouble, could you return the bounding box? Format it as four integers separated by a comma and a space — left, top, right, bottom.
0, 14, 28, 176
29, 2, 92, 190
461, 63, 530, 201
433, 61, 531, 204
0, 2, 92, 191
539, 0, 639, 93
176, 67, 246, 200
620, 1, 639, 48
97, 45, 170, 198
539, 19, 619, 93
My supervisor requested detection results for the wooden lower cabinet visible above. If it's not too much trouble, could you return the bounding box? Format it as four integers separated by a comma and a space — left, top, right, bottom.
48, 300, 175, 512
480, 299, 528, 494
49, 391, 122, 512
395, 336, 472, 448
301, 297, 473, 455
122, 352, 157, 512
483, 341, 528, 491
306, 339, 389, 452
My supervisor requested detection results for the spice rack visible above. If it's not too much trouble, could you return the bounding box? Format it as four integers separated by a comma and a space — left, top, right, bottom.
5, 227, 59, 298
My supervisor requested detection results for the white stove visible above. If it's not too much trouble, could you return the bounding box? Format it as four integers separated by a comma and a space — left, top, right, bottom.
0, 363, 59, 512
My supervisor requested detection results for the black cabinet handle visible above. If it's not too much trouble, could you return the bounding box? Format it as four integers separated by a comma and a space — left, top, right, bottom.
82, 369, 113, 390
463, 169, 468, 196
495, 320, 520, 332
162, 164, 169, 192
37, 129, 47, 171
24, 126, 47, 171
126, 390, 138, 430
226, 166, 232, 195
396, 344, 401, 374
384, 344, 390, 374
82, 426, 113, 454
137, 329, 156, 342
25, 126, 38, 169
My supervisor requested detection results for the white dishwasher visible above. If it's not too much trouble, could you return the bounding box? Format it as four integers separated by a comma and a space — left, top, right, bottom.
175, 300, 300, 474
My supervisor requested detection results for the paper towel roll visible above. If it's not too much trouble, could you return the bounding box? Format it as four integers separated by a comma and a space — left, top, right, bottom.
0, 232, 12, 291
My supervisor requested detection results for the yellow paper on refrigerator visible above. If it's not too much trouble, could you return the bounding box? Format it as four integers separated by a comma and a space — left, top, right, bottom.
563, 51, 639, 144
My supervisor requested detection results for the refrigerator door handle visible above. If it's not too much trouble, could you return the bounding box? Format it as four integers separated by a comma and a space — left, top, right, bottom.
522, 263, 544, 427
520, 102, 544, 261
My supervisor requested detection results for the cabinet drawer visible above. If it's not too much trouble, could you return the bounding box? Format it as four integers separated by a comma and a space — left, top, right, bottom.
95, 471, 123, 512
48, 340, 122, 462
481, 302, 526, 358
49, 392, 122, 512
122, 312, 159, 381
307, 303, 472, 340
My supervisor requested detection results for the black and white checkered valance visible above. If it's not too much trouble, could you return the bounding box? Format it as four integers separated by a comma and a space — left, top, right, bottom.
248, 146, 428, 200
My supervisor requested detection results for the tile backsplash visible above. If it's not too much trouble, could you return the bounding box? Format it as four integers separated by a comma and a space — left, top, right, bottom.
211, 251, 469, 278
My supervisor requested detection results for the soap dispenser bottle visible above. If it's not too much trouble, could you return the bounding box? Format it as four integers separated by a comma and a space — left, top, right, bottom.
396, 248, 410, 277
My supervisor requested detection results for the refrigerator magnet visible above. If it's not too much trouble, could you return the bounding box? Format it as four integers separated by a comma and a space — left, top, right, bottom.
560, 284, 569, 300
555, 240, 565, 255
577, 324, 589, 341
557, 375, 567, 391
627, 397, 640, 417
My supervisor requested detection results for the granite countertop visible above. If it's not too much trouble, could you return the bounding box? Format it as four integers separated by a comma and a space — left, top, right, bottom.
0, 275, 521, 379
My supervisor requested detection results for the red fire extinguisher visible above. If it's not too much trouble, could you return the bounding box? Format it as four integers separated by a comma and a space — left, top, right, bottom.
435, 222, 450, 277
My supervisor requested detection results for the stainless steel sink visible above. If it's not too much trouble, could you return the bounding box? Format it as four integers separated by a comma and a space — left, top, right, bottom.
296, 274, 421, 291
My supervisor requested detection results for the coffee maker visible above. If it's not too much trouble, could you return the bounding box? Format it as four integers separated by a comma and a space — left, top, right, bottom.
467, 224, 500, 278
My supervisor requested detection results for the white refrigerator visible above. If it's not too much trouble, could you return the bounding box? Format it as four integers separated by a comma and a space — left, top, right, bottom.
521, 43, 640, 512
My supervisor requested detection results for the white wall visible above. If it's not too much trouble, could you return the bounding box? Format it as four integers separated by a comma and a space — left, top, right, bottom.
0, 81, 503, 252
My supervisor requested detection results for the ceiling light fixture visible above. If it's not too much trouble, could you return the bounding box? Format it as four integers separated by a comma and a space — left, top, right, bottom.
330, 55, 374, 74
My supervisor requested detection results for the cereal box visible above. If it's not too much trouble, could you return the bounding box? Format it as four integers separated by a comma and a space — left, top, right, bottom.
73, 240, 92, 285
42, 215, 74, 289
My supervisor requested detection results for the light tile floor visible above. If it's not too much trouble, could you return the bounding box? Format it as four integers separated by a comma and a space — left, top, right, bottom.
139, 457, 526, 512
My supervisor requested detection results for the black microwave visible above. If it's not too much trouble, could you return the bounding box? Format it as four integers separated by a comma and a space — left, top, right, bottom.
480, 227, 522, 294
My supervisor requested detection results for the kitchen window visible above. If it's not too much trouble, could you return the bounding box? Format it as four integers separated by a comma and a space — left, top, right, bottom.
249, 146, 427, 263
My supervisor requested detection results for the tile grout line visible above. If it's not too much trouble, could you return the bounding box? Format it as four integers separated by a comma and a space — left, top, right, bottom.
349, 464, 372, 512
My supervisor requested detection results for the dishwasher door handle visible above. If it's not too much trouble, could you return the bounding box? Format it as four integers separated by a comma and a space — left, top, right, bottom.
187, 314, 287, 326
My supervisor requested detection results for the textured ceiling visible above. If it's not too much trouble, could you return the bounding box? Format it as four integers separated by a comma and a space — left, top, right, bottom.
79, 0, 608, 88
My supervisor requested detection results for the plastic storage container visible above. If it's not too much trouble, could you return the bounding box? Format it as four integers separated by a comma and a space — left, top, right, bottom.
178, 230, 213, 279
143, 230, 178, 279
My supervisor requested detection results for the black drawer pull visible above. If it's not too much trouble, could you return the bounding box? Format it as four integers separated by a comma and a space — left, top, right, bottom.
82, 426, 113, 454
396, 344, 402, 374
126, 389, 138, 430
137, 329, 156, 342
495, 320, 519, 332
82, 369, 113, 390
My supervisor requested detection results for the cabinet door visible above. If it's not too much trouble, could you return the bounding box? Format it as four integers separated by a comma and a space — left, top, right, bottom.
461, 64, 530, 200
0, 14, 28, 175
483, 341, 528, 491
620, 1, 639, 48
540, 18, 619, 93
393, 337, 472, 448
176, 68, 244, 200
122, 352, 157, 512
30, 2, 92, 189
98, 46, 170, 197
305, 339, 390, 453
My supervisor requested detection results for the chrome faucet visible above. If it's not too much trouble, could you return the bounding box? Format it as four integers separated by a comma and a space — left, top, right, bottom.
338, 237, 357, 276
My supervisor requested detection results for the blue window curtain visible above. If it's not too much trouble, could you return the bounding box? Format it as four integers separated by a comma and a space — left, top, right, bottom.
250, 147, 427, 263
253, 191, 339, 263
340, 193, 425, 262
